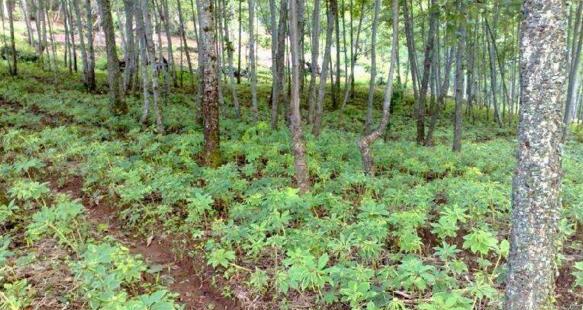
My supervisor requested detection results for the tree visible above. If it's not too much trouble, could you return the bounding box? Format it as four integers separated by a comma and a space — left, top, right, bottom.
6, 0, 16, 76
311, 0, 334, 137
452, 0, 466, 152
97, 0, 127, 115
358, 0, 398, 175
248, 0, 258, 121
505, 0, 567, 308
198, 0, 221, 167
288, 0, 310, 193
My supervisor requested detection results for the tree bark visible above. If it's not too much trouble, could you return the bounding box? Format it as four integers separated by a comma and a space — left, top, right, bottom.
7, 0, 16, 76
452, 0, 466, 152
311, 0, 334, 137
307, 0, 320, 124
364, 0, 380, 134
271, 0, 287, 128
358, 0, 398, 175
97, 0, 127, 115
198, 0, 221, 167
288, 0, 310, 193
248, 0, 258, 121
505, 1, 567, 308
84, 0, 96, 91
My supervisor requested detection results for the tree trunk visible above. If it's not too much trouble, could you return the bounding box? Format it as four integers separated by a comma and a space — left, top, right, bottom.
140, 0, 164, 133
160, 0, 177, 86
358, 0, 398, 175
7, 0, 16, 76
84, 0, 96, 91
97, 0, 127, 115
414, 0, 437, 145
122, 0, 136, 93
307, 0, 320, 124
248, 0, 258, 121
198, 0, 221, 167
564, 0, 583, 135
271, 0, 287, 128
452, 0, 466, 152
20, 0, 33, 45
505, 1, 567, 308
311, 0, 334, 137
221, 0, 240, 118
364, 0, 380, 134
288, 0, 310, 193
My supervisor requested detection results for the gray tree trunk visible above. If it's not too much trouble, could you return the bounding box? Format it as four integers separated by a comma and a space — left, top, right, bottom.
311, 1, 334, 137
122, 0, 137, 93
84, 0, 96, 91
307, 0, 320, 123
452, 0, 466, 152
358, 0, 398, 175
271, 0, 287, 128
97, 0, 127, 115
288, 0, 310, 193
364, 0, 381, 134
197, 0, 221, 167
505, 1, 567, 308
248, 0, 258, 121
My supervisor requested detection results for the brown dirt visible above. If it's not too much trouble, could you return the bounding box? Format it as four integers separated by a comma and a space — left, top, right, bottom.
52, 175, 240, 310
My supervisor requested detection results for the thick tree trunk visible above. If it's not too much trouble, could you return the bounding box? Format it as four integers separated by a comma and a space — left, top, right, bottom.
505, 1, 567, 308
198, 0, 221, 167
97, 0, 127, 115
358, 0, 398, 175
288, 0, 310, 193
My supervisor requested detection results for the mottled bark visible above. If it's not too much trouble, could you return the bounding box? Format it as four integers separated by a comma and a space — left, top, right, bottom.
97, 0, 127, 115
198, 0, 221, 167
358, 0, 398, 175
288, 0, 310, 193
505, 1, 567, 309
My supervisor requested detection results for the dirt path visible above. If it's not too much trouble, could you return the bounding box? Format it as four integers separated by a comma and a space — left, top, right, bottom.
52, 176, 240, 310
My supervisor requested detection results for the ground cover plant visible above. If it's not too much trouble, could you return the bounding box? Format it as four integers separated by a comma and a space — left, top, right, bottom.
1, 0, 582, 309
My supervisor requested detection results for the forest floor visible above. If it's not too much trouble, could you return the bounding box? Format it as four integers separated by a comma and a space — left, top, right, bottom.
1, 63, 582, 309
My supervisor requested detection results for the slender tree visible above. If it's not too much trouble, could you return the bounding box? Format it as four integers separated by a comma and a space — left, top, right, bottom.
97, 0, 127, 115
312, 0, 334, 137
505, 0, 567, 308
452, 0, 466, 152
288, 0, 310, 193
6, 0, 16, 76
358, 0, 398, 175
